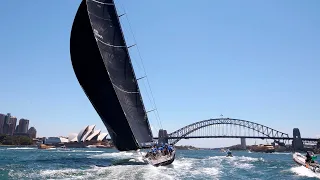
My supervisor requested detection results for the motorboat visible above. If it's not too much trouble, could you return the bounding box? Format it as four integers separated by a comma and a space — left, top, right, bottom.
226, 150, 233, 157
86, 145, 97, 148
38, 144, 55, 149
250, 144, 275, 153
293, 152, 320, 173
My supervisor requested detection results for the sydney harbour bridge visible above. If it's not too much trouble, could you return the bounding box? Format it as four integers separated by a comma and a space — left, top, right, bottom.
153, 118, 318, 151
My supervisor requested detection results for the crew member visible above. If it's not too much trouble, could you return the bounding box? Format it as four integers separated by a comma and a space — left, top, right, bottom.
306, 151, 314, 164
168, 145, 173, 155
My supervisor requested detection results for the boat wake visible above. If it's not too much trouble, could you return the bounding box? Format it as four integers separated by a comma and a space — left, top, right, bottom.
4, 149, 294, 180
6, 147, 36, 150
26, 151, 222, 180
3, 147, 317, 179
90, 151, 142, 160
209, 155, 263, 170
291, 166, 320, 179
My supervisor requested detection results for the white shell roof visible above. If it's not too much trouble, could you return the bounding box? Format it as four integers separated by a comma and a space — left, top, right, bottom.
97, 133, 108, 141
68, 125, 108, 142
81, 125, 96, 142
86, 129, 101, 141
77, 125, 89, 142
68, 133, 78, 142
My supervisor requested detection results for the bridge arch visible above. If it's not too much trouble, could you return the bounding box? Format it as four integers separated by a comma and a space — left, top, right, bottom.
168, 118, 289, 145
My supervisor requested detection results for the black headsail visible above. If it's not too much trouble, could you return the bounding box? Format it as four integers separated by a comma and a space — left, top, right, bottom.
70, 0, 153, 151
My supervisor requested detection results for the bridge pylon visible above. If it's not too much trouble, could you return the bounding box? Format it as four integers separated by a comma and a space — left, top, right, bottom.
292, 128, 304, 151
158, 129, 169, 145
241, 138, 246, 149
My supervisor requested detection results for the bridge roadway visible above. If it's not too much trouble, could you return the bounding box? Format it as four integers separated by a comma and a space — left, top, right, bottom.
153, 136, 318, 142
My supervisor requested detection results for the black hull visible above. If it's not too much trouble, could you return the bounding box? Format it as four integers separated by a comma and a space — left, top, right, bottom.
153, 153, 175, 167
145, 150, 176, 167
70, 0, 140, 151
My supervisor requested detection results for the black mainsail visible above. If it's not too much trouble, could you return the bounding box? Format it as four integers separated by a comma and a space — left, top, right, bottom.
70, 0, 153, 151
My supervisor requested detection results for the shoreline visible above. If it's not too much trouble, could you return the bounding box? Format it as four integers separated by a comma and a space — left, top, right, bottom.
0, 144, 37, 147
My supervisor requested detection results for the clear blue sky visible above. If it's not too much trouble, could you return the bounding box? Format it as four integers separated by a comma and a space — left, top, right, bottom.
0, 0, 319, 148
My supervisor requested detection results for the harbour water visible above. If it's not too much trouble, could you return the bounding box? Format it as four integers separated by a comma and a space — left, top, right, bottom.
0, 147, 319, 180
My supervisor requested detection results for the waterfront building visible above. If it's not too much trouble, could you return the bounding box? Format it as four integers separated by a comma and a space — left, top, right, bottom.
15, 125, 19, 133
81, 125, 95, 142
68, 133, 78, 142
28, 127, 37, 138
0, 113, 5, 134
8, 116, 17, 135
45, 137, 69, 144
68, 125, 108, 142
86, 129, 101, 141
97, 133, 108, 141
3, 113, 17, 135
2, 113, 11, 135
18, 119, 29, 133
77, 125, 96, 142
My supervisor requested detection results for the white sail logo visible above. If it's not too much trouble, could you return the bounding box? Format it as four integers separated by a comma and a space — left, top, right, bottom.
93, 29, 103, 39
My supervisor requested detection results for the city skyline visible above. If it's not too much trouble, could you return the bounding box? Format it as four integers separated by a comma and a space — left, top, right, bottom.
0, 112, 37, 138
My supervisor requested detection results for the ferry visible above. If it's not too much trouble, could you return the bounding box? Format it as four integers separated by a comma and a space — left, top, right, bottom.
249, 144, 275, 153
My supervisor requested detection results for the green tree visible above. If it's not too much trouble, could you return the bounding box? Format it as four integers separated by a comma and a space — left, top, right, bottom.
19, 136, 32, 145
0, 135, 33, 145
2, 136, 13, 145
0, 134, 7, 144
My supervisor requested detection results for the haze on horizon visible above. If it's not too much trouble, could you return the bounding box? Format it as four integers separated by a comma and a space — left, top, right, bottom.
0, 0, 319, 148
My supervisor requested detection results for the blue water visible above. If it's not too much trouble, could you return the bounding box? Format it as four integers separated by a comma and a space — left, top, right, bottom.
0, 147, 319, 180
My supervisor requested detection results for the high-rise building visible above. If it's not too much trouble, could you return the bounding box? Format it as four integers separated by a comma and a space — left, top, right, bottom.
3, 113, 11, 135
8, 116, 17, 136
0, 113, 5, 134
18, 119, 29, 133
28, 127, 37, 138
3, 114, 17, 136
15, 125, 19, 133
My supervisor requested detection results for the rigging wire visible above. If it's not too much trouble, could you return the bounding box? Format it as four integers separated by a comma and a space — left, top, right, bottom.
117, 1, 163, 131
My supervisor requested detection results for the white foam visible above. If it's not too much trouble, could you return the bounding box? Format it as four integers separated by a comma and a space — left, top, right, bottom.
89, 151, 135, 159
209, 155, 259, 171
209, 155, 262, 162
56, 150, 105, 153
8, 152, 264, 179
237, 156, 262, 162
273, 152, 292, 155
233, 161, 254, 169
7, 147, 36, 150
84, 150, 104, 153
202, 167, 221, 176
291, 166, 320, 179
171, 158, 193, 170
142, 165, 175, 180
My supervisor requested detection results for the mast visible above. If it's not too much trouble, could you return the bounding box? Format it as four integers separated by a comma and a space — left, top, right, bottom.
70, 0, 154, 151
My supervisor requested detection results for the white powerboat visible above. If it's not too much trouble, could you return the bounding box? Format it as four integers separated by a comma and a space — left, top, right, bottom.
293, 152, 320, 173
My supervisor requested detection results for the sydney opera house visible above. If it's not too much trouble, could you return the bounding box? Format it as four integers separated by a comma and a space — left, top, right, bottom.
68, 124, 108, 142
44, 125, 110, 148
